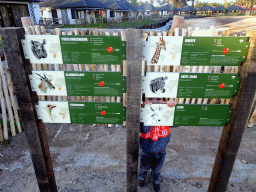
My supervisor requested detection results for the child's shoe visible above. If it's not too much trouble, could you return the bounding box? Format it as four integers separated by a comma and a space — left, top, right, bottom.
138, 179, 145, 187
153, 183, 160, 192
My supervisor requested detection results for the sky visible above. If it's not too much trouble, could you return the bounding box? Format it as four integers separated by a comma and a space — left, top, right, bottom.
140, 0, 233, 6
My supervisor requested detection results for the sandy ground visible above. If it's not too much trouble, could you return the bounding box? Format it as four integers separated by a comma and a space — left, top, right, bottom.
1, 16, 256, 192
0, 124, 256, 192
182, 16, 256, 33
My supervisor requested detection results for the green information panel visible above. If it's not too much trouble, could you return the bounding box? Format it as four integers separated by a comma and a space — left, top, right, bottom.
181, 37, 250, 66
177, 73, 241, 98
60, 36, 126, 64
173, 104, 232, 126
29, 71, 126, 96
64, 71, 126, 96
36, 101, 126, 124
68, 102, 126, 124
143, 72, 241, 98
141, 104, 232, 126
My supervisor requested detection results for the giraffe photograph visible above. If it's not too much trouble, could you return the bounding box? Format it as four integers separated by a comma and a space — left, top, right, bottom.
143, 36, 184, 66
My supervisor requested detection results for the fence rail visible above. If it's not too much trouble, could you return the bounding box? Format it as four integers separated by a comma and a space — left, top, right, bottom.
0, 59, 22, 142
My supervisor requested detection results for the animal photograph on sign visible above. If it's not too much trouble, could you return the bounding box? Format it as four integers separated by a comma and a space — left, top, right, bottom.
144, 104, 175, 126
143, 36, 183, 66
145, 72, 179, 98
22, 35, 63, 64
31, 39, 47, 59
29, 71, 67, 96
37, 101, 71, 123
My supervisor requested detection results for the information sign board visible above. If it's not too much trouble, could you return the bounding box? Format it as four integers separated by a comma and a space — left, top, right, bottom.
36, 101, 126, 124
22, 35, 126, 64
140, 104, 232, 126
143, 36, 250, 66
29, 71, 126, 96
142, 72, 241, 98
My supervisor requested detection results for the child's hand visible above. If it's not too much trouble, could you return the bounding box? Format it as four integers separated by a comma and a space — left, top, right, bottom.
167, 100, 176, 107
144, 100, 152, 105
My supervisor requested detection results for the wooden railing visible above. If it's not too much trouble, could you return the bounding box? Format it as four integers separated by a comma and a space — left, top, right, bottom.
39, 18, 64, 28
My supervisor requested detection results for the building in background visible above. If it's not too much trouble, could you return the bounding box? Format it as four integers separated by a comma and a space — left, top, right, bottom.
98, 0, 137, 22
138, 2, 156, 16
40, 0, 110, 25
0, 0, 41, 27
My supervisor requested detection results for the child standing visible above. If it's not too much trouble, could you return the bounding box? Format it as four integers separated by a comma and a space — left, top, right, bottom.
138, 99, 176, 192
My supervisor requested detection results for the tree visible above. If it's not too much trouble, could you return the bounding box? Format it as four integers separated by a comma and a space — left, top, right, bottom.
187, 0, 195, 7
223, 0, 229, 7
156, 0, 169, 5
180, 0, 188, 6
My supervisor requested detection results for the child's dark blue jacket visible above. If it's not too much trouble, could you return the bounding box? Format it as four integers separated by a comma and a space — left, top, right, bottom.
140, 126, 171, 153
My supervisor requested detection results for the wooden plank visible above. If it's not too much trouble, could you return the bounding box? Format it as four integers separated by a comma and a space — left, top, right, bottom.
6, 68, 22, 133
0, 76, 8, 140
208, 30, 256, 192
0, 59, 16, 136
126, 28, 143, 192
0, 27, 57, 191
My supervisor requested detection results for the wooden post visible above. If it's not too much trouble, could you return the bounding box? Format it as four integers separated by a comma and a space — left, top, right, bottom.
208, 30, 256, 192
126, 28, 143, 192
0, 27, 57, 192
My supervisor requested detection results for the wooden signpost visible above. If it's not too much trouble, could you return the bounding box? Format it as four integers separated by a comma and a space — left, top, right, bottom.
0, 25, 255, 192
0, 27, 57, 191
208, 30, 256, 192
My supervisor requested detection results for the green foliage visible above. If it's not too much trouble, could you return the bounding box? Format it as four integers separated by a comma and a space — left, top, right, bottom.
0, 37, 2, 49
61, 16, 170, 29
2, 138, 11, 145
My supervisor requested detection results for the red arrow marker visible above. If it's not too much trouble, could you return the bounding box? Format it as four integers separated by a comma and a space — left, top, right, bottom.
100, 111, 106, 115
107, 47, 113, 53
219, 83, 225, 89
99, 81, 104, 86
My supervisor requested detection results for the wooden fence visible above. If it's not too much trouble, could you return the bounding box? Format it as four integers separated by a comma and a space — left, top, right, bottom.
0, 59, 22, 142
0, 25, 255, 142
0, 25, 255, 192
